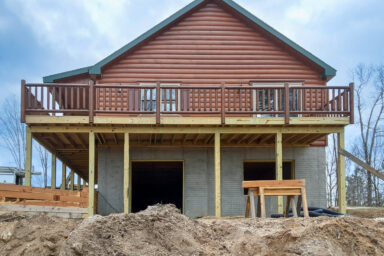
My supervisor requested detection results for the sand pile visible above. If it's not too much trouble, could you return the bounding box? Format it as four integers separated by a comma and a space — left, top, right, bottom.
1, 204, 384, 255
60, 204, 384, 256
0, 213, 79, 256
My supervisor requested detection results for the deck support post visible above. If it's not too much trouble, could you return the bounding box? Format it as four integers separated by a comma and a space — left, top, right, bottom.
124, 132, 130, 213
337, 129, 346, 214
70, 170, 74, 191
77, 175, 81, 191
275, 131, 283, 214
214, 132, 221, 217
25, 126, 32, 186
61, 164, 66, 190
88, 131, 96, 217
51, 154, 56, 189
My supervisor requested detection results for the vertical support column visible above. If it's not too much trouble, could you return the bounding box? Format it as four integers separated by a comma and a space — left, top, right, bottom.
61, 164, 66, 190
337, 129, 346, 214
70, 170, 74, 191
214, 132, 221, 217
77, 175, 81, 191
88, 131, 95, 217
124, 132, 130, 213
25, 126, 32, 186
89, 80, 95, 123
275, 131, 283, 214
51, 154, 56, 189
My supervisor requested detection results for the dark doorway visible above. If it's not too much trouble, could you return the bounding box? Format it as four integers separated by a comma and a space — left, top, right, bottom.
131, 161, 183, 213
243, 161, 293, 194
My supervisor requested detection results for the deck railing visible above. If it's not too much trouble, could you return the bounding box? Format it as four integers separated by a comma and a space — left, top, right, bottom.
21, 81, 354, 124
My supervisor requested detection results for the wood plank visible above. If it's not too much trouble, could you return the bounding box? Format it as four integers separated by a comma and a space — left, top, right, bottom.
249, 190, 256, 218
51, 154, 56, 189
88, 132, 95, 216
275, 132, 283, 214
61, 164, 66, 190
339, 148, 384, 182
124, 132, 130, 213
214, 132, 221, 217
30, 126, 344, 135
337, 130, 346, 214
242, 180, 305, 188
25, 126, 32, 186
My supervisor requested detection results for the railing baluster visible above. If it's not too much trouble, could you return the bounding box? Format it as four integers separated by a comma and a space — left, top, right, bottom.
40, 86, 44, 110
58, 87, 62, 109
198, 89, 201, 112
255, 89, 259, 112
262, 89, 265, 112
77, 87, 80, 109
52, 86, 56, 113
71, 87, 74, 109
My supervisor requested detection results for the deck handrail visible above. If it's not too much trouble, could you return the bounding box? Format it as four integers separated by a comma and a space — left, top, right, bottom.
21, 81, 354, 125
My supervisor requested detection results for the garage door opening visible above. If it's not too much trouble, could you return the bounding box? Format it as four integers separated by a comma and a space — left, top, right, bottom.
131, 161, 183, 213
243, 161, 294, 194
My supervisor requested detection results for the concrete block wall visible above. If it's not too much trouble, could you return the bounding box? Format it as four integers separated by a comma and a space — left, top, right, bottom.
97, 146, 326, 218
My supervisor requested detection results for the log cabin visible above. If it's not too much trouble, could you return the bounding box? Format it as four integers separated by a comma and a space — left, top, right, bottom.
20, 0, 352, 217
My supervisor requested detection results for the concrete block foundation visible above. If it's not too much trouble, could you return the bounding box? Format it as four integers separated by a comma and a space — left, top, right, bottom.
97, 146, 326, 218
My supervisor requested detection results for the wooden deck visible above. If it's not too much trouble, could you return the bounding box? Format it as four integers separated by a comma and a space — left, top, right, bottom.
21, 81, 354, 125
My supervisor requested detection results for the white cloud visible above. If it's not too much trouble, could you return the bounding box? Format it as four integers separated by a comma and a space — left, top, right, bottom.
4, 0, 133, 64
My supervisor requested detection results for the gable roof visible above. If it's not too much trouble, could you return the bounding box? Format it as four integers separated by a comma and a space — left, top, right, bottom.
43, 0, 336, 83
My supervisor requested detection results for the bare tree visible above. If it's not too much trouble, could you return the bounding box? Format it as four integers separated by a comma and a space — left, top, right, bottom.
351, 63, 384, 206
326, 134, 338, 206
0, 96, 25, 170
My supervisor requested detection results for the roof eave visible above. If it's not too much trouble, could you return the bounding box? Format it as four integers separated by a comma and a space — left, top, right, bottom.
43, 66, 91, 83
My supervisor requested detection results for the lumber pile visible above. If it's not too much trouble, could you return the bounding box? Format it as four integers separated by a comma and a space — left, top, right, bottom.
0, 184, 93, 208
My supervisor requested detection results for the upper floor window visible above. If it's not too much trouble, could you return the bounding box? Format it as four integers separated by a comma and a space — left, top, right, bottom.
140, 83, 180, 112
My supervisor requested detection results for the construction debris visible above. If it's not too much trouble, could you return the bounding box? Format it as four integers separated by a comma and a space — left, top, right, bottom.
1, 204, 384, 255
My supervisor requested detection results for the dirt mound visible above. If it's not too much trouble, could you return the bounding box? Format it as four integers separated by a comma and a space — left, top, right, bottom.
0, 213, 79, 256
59, 204, 384, 256
0, 205, 384, 255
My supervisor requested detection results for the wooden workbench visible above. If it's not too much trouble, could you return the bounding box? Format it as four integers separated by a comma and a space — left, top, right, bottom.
242, 179, 309, 218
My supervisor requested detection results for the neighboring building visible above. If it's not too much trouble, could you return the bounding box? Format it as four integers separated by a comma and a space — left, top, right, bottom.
21, 0, 352, 217
0, 167, 24, 185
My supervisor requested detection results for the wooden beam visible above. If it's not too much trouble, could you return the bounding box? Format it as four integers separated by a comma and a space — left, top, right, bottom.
30, 126, 345, 134
214, 132, 221, 217
247, 134, 262, 144
51, 154, 56, 189
171, 134, 176, 145
113, 134, 118, 145
124, 132, 130, 213
61, 164, 66, 190
339, 149, 384, 181
77, 175, 81, 191
70, 170, 74, 191
26, 115, 351, 126
193, 134, 200, 144
88, 131, 95, 217
73, 133, 87, 149
337, 130, 346, 214
275, 131, 283, 214
25, 126, 32, 186
259, 134, 274, 144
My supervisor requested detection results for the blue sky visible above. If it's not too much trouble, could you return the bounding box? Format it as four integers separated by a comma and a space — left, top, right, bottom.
0, 0, 383, 184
